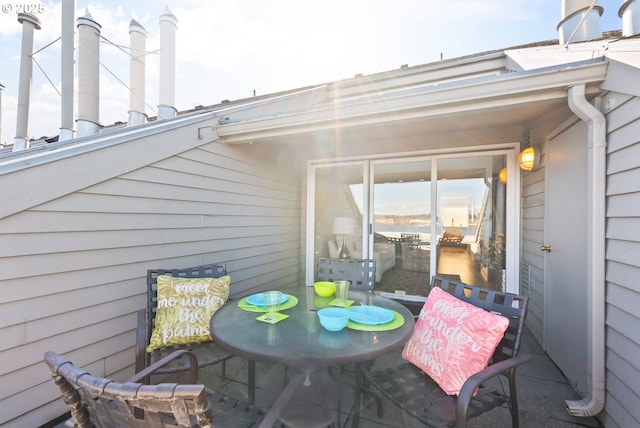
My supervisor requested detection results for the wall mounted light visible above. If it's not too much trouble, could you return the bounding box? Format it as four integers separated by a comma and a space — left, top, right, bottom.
499, 167, 507, 183
518, 146, 537, 171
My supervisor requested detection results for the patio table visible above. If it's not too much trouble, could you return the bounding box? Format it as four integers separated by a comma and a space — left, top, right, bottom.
209, 285, 415, 427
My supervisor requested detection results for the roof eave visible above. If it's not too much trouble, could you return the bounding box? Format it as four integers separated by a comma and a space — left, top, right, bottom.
217, 59, 608, 144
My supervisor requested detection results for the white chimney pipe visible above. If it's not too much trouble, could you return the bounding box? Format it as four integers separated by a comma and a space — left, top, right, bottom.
76, 9, 101, 137
60, 0, 75, 141
558, 0, 603, 44
158, 7, 178, 120
620, 0, 640, 37
128, 19, 147, 126
13, 13, 41, 152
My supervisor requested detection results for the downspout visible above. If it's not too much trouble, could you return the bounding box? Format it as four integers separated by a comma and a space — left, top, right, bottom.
565, 84, 606, 417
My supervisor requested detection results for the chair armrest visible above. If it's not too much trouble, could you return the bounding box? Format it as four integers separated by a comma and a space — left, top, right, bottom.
455, 354, 532, 427
128, 350, 199, 384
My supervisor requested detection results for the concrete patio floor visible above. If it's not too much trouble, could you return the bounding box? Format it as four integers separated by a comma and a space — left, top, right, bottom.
196, 327, 603, 428
48, 327, 603, 427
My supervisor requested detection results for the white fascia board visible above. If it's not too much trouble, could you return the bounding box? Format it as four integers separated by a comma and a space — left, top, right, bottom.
329, 53, 508, 101
217, 60, 608, 143
506, 37, 640, 71
0, 111, 218, 174
211, 85, 328, 118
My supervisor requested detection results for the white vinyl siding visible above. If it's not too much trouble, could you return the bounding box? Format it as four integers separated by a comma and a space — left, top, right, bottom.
600, 93, 640, 428
520, 147, 546, 343
0, 137, 301, 427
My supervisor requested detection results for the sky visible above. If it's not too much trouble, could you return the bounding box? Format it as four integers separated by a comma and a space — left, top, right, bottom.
0, 0, 624, 146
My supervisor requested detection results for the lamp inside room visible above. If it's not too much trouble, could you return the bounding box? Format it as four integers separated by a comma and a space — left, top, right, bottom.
332, 217, 355, 259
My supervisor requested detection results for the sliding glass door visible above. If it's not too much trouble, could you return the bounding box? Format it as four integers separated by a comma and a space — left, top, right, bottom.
310, 162, 365, 280
307, 149, 515, 295
435, 156, 507, 291
371, 159, 432, 295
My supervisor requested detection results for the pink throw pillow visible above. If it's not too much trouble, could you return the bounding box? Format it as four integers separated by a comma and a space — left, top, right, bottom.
402, 287, 509, 395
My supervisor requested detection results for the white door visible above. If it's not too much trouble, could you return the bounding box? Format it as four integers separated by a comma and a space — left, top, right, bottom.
544, 123, 588, 393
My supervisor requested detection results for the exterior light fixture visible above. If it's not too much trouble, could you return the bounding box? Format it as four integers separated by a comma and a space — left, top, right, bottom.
499, 168, 507, 183
518, 146, 537, 171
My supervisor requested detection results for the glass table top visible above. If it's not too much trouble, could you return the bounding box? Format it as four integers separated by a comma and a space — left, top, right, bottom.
210, 285, 415, 368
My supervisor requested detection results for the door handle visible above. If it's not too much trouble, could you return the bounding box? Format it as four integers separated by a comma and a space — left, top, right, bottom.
540, 245, 552, 253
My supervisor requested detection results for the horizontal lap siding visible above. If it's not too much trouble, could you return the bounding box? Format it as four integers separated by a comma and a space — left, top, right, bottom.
0, 140, 301, 427
602, 93, 640, 428
521, 147, 546, 343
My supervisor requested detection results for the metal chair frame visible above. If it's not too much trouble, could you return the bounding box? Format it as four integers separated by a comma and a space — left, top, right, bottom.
45, 350, 267, 428
317, 258, 376, 293
355, 276, 531, 428
135, 263, 234, 385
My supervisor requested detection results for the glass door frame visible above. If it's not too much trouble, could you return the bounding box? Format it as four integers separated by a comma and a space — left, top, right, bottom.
306, 143, 520, 294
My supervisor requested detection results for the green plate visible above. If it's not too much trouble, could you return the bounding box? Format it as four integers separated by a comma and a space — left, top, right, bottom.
238, 295, 298, 312
346, 310, 405, 331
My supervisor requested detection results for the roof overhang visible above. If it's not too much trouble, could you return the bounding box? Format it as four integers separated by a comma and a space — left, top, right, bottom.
216, 59, 608, 144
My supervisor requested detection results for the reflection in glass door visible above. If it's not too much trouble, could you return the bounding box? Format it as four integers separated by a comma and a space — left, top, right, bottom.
371, 160, 432, 296
307, 152, 511, 294
311, 163, 365, 281
435, 155, 507, 291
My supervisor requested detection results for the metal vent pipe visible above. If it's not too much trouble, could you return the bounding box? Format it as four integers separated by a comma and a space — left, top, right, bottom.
620, 0, 640, 36
59, 0, 75, 141
13, 13, 41, 152
558, 0, 603, 44
128, 19, 147, 126
76, 9, 101, 137
158, 6, 178, 120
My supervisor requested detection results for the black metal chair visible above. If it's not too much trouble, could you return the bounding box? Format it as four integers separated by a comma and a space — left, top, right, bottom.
45, 350, 268, 428
317, 258, 376, 293
356, 276, 531, 428
135, 263, 234, 385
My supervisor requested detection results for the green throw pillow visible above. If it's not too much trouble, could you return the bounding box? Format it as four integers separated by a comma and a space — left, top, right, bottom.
146, 275, 230, 352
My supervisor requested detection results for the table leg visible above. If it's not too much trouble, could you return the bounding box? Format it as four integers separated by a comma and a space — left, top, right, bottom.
352, 363, 362, 428
257, 371, 305, 428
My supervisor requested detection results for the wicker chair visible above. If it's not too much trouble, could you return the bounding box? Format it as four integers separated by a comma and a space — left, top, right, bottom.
44, 350, 267, 428
317, 258, 376, 293
356, 276, 531, 428
135, 264, 235, 385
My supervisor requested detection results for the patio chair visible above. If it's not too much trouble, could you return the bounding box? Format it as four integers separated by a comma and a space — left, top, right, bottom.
400, 232, 421, 249
317, 258, 376, 293
439, 227, 464, 246
135, 263, 234, 384
44, 349, 269, 428
357, 276, 531, 428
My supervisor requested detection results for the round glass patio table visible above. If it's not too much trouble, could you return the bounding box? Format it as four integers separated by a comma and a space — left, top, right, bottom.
209, 285, 415, 369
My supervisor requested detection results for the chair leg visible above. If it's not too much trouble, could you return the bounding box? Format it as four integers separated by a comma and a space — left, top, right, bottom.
508, 369, 520, 428
248, 359, 256, 404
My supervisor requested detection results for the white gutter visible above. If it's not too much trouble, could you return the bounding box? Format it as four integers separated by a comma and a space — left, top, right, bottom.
565, 84, 606, 417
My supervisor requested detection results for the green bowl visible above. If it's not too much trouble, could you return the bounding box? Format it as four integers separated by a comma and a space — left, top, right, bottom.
313, 281, 336, 297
